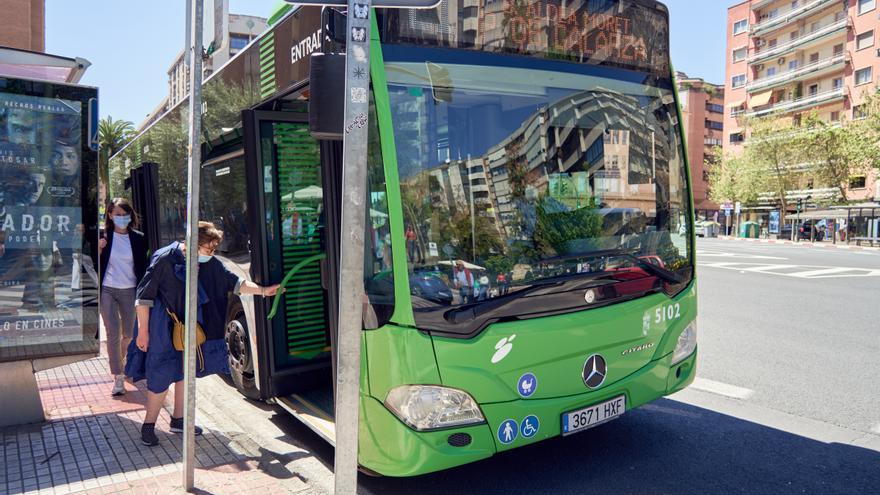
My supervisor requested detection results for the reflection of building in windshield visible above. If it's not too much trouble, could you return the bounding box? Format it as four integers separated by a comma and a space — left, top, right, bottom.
399, 87, 683, 263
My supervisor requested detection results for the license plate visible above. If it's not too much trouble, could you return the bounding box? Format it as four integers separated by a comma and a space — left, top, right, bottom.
561, 395, 626, 435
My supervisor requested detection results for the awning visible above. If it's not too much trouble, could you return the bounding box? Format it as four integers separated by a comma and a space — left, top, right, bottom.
0, 47, 90, 83
750, 91, 773, 108
726, 100, 744, 109
791, 209, 851, 220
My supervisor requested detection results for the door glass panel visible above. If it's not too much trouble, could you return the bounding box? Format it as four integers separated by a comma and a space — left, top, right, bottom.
260, 121, 329, 368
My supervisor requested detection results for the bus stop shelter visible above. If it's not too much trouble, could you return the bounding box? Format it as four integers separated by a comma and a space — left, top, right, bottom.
790, 204, 880, 245
832, 204, 880, 246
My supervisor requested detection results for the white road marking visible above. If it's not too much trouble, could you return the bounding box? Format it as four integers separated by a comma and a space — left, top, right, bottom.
690, 378, 754, 400
696, 250, 786, 260
788, 267, 857, 278
699, 261, 880, 279
741, 264, 794, 273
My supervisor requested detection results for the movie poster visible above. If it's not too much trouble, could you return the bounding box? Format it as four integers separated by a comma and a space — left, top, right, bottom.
0, 92, 89, 350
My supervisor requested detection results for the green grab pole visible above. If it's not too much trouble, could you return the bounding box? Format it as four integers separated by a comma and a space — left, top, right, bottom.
267, 252, 327, 320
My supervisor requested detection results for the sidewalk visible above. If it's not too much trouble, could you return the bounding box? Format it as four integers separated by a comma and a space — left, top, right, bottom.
0, 347, 317, 495
715, 235, 880, 251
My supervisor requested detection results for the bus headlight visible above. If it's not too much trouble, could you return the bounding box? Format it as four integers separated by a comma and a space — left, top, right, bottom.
671, 322, 697, 365
385, 385, 485, 431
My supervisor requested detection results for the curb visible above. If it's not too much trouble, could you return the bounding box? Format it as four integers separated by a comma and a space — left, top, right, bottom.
714, 236, 880, 251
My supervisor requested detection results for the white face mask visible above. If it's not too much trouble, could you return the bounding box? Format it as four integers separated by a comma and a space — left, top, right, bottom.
113, 215, 131, 229
198, 254, 213, 263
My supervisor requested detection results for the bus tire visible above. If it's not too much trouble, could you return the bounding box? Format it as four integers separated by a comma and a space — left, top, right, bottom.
225, 311, 261, 400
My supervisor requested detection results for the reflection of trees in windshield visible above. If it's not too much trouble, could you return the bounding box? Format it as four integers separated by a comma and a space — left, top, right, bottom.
392, 77, 690, 308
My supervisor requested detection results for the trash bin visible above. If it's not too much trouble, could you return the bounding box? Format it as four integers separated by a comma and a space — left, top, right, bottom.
740, 221, 759, 238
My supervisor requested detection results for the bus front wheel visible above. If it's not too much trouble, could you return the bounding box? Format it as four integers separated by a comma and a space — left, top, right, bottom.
225, 313, 261, 400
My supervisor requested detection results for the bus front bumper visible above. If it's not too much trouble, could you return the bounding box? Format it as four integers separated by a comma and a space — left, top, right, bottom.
358, 349, 697, 477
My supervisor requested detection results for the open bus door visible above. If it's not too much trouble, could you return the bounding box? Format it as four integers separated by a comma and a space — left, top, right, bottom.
242, 109, 341, 443
126, 162, 161, 253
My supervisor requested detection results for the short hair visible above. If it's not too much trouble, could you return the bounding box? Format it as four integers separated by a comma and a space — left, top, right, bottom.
198, 221, 223, 247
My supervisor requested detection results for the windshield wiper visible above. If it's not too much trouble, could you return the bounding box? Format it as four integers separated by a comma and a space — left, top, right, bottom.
598, 248, 684, 285
444, 271, 612, 324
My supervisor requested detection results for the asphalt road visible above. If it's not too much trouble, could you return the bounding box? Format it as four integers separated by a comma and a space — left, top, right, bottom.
215, 238, 880, 494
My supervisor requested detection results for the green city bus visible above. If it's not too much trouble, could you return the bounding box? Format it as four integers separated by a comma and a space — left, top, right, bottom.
110, 0, 697, 477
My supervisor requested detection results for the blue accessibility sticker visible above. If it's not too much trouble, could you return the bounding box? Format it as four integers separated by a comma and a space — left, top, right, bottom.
497, 419, 518, 445
520, 415, 540, 438
517, 372, 537, 398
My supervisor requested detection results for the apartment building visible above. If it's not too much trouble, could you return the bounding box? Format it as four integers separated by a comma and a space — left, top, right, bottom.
724, 0, 879, 203
0, 0, 44, 52
677, 73, 724, 220
166, 12, 267, 109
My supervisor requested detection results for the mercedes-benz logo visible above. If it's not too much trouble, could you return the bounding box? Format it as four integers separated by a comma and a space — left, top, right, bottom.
582, 354, 607, 389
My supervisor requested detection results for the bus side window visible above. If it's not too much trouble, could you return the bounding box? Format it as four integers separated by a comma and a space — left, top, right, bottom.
363, 94, 394, 329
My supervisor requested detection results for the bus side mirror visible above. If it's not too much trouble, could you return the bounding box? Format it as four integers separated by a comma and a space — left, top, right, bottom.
309, 53, 346, 140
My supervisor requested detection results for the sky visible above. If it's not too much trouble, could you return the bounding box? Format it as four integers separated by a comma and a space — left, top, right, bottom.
46, 0, 731, 127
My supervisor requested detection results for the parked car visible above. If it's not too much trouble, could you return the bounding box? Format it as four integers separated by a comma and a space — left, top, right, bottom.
410, 270, 454, 305
778, 223, 793, 240
799, 221, 824, 241
694, 220, 720, 238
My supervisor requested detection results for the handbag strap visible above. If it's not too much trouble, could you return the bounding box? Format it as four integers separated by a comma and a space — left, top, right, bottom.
165, 307, 182, 324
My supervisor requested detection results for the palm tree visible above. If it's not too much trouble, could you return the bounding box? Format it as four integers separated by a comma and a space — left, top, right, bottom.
97, 116, 135, 203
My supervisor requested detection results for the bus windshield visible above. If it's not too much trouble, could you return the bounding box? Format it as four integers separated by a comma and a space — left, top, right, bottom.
384, 50, 692, 331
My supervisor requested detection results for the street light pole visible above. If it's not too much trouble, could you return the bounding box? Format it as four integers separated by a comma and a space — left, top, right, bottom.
334, 0, 372, 492
182, 0, 204, 490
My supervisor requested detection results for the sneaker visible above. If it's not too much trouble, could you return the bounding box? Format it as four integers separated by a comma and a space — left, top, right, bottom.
169, 417, 203, 436
141, 423, 159, 446
111, 375, 126, 396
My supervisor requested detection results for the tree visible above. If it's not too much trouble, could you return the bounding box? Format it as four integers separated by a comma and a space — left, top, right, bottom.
851, 91, 880, 176
707, 146, 760, 206
98, 116, 134, 202
798, 111, 880, 203
734, 115, 806, 223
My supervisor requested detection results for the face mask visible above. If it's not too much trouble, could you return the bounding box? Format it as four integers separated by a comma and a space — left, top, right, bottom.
198, 254, 213, 263
113, 215, 131, 228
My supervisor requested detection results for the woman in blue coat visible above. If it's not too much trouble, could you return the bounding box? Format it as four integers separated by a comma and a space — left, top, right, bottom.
126, 222, 281, 446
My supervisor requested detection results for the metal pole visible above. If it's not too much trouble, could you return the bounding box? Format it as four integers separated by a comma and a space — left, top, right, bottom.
182, 0, 204, 490
335, 1, 372, 492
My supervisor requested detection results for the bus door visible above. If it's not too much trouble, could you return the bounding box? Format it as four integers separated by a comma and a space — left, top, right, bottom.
126, 162, 160, 253
243, 109, 339, 433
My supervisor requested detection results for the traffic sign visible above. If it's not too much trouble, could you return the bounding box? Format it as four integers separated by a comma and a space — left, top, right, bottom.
734, 201, 741, 214
285, 0, 440, 6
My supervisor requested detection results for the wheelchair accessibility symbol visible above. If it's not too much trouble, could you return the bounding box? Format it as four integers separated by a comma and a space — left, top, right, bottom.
520, 415, 539, 438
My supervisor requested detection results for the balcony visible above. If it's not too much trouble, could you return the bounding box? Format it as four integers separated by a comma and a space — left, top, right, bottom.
749, 17, 847, 64
751, 0, 841, 36
463, 17, 479, 32
470, 184, 490, 193
747, 53, 846, 93
746, 87, 845, 118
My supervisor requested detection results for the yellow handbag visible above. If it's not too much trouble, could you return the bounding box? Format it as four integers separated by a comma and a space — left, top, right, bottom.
166, 308, 206, 370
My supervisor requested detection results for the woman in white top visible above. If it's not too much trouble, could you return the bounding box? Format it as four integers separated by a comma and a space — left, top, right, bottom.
98, 198, 149, 396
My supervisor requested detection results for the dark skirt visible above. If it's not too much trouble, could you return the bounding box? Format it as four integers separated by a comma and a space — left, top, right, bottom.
124, 299, 230, 394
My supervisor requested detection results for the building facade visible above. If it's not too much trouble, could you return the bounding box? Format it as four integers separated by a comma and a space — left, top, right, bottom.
0, 0, 44, 52
677, 72, 724, 220
165, 12, 267, 109
724, 0, 879, 205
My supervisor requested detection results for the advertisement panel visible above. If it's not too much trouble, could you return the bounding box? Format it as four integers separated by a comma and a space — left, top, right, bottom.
0, 80, 99, 362
769, 210, 780, 234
